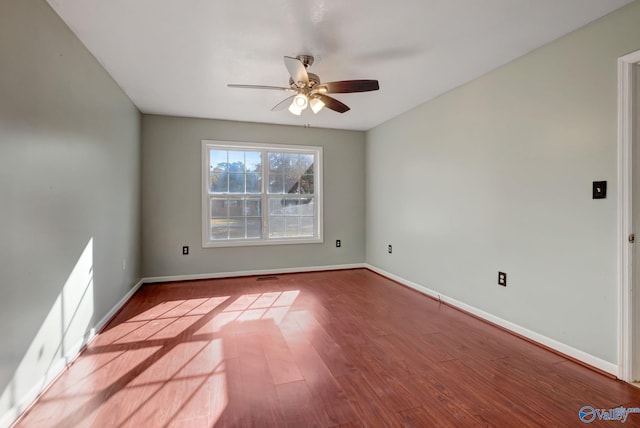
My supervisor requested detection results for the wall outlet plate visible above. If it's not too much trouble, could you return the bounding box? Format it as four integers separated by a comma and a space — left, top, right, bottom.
336, 239, 341, 248
182, 246, 189, 255
388, 244, 392, 254
498, 271, 507, 287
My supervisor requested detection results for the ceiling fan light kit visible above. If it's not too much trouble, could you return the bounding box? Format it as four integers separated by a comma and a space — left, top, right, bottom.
228, 55, 379, 116
288, 93, 324, 115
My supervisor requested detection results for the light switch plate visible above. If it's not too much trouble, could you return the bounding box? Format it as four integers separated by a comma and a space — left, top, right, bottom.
593, 181, 607, 199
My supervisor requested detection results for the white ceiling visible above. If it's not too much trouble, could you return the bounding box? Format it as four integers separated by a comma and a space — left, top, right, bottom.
47, 0, 632, 131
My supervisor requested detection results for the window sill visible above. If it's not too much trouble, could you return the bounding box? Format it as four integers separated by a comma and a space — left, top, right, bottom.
202, 237, 324, 248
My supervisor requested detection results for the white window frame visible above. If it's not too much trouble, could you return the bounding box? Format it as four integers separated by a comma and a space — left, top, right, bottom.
202, 140, 323, 248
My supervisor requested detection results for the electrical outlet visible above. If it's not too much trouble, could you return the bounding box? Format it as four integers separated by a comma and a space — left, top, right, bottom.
336, 239, 341, 248
388, 244, 393, 254
498, 271, 507, 287
182, 246, 189, 255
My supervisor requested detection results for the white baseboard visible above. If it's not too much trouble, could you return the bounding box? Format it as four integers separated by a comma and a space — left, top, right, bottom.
364, 264, 618, 376
142, 263, 366, 284
1, 279, 144, 428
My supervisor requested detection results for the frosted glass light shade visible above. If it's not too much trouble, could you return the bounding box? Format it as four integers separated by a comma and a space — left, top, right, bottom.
293, 94, 308, 109
288, 102, 302, 115
310, 97, 325, 114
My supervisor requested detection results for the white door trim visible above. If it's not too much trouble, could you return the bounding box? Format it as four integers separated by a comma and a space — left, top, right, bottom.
618, 49, 640, 382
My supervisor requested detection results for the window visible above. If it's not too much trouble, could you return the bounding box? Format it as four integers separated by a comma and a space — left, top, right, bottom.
202, 140, 323, 247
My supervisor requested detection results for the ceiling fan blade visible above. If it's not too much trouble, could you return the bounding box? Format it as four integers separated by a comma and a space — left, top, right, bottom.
319, 80, 379, 93
284, 56, 309, 87
271, 95, 295, 111
316, 94, 350, 113
228, 84, 294, 92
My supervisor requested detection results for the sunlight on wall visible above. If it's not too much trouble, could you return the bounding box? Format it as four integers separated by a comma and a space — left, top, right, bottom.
0, 238, 95, 427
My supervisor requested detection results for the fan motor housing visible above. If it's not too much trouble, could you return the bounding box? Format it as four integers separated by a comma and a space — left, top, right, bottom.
289, 72, 321, 89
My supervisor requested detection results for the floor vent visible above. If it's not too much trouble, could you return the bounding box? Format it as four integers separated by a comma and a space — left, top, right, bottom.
256, 276, 279, 281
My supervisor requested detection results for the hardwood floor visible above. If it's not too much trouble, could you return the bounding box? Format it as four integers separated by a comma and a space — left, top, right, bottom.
14, 269, 640, 427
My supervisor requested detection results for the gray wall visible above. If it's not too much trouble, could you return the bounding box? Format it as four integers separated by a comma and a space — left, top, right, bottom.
142, 115, 365, 277
0, 0, 141, 422
366, 1, 640, 364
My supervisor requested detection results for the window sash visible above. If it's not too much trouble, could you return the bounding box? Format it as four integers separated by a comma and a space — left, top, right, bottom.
202, 140, 322, 247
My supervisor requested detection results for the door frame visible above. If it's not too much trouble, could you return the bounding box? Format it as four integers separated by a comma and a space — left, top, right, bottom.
618, 49, 640, 382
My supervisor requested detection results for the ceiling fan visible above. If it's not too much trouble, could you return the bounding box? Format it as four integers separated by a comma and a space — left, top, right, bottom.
228, 55, 379, 115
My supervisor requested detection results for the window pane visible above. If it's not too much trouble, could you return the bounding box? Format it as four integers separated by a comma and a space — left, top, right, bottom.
282, 198, 300, 216
247, 218, 262, 239
300, 175, 314, 194
211, 219, 229, 240
246, 173, 261, 193
300, 198, 315, 216
300, 217, 315, 237
210, 150, 228, 171
284, 153, 299, 174
211, 173, 227, 193
268, 175, 284, 194
285, 174, 299, 194
229, 173, 245, 193
245, 199, 261, 216
228, 151, 245, 172
285, 217, 300, 237
246, 151, 261, 173
227, 199, 243, 217
269, 198, 283, 216
269, 216, 285, 238
269, 153, 283, 173
300, 154, 314, 174
211, 198, 227, 218
229, 218, 245, 239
